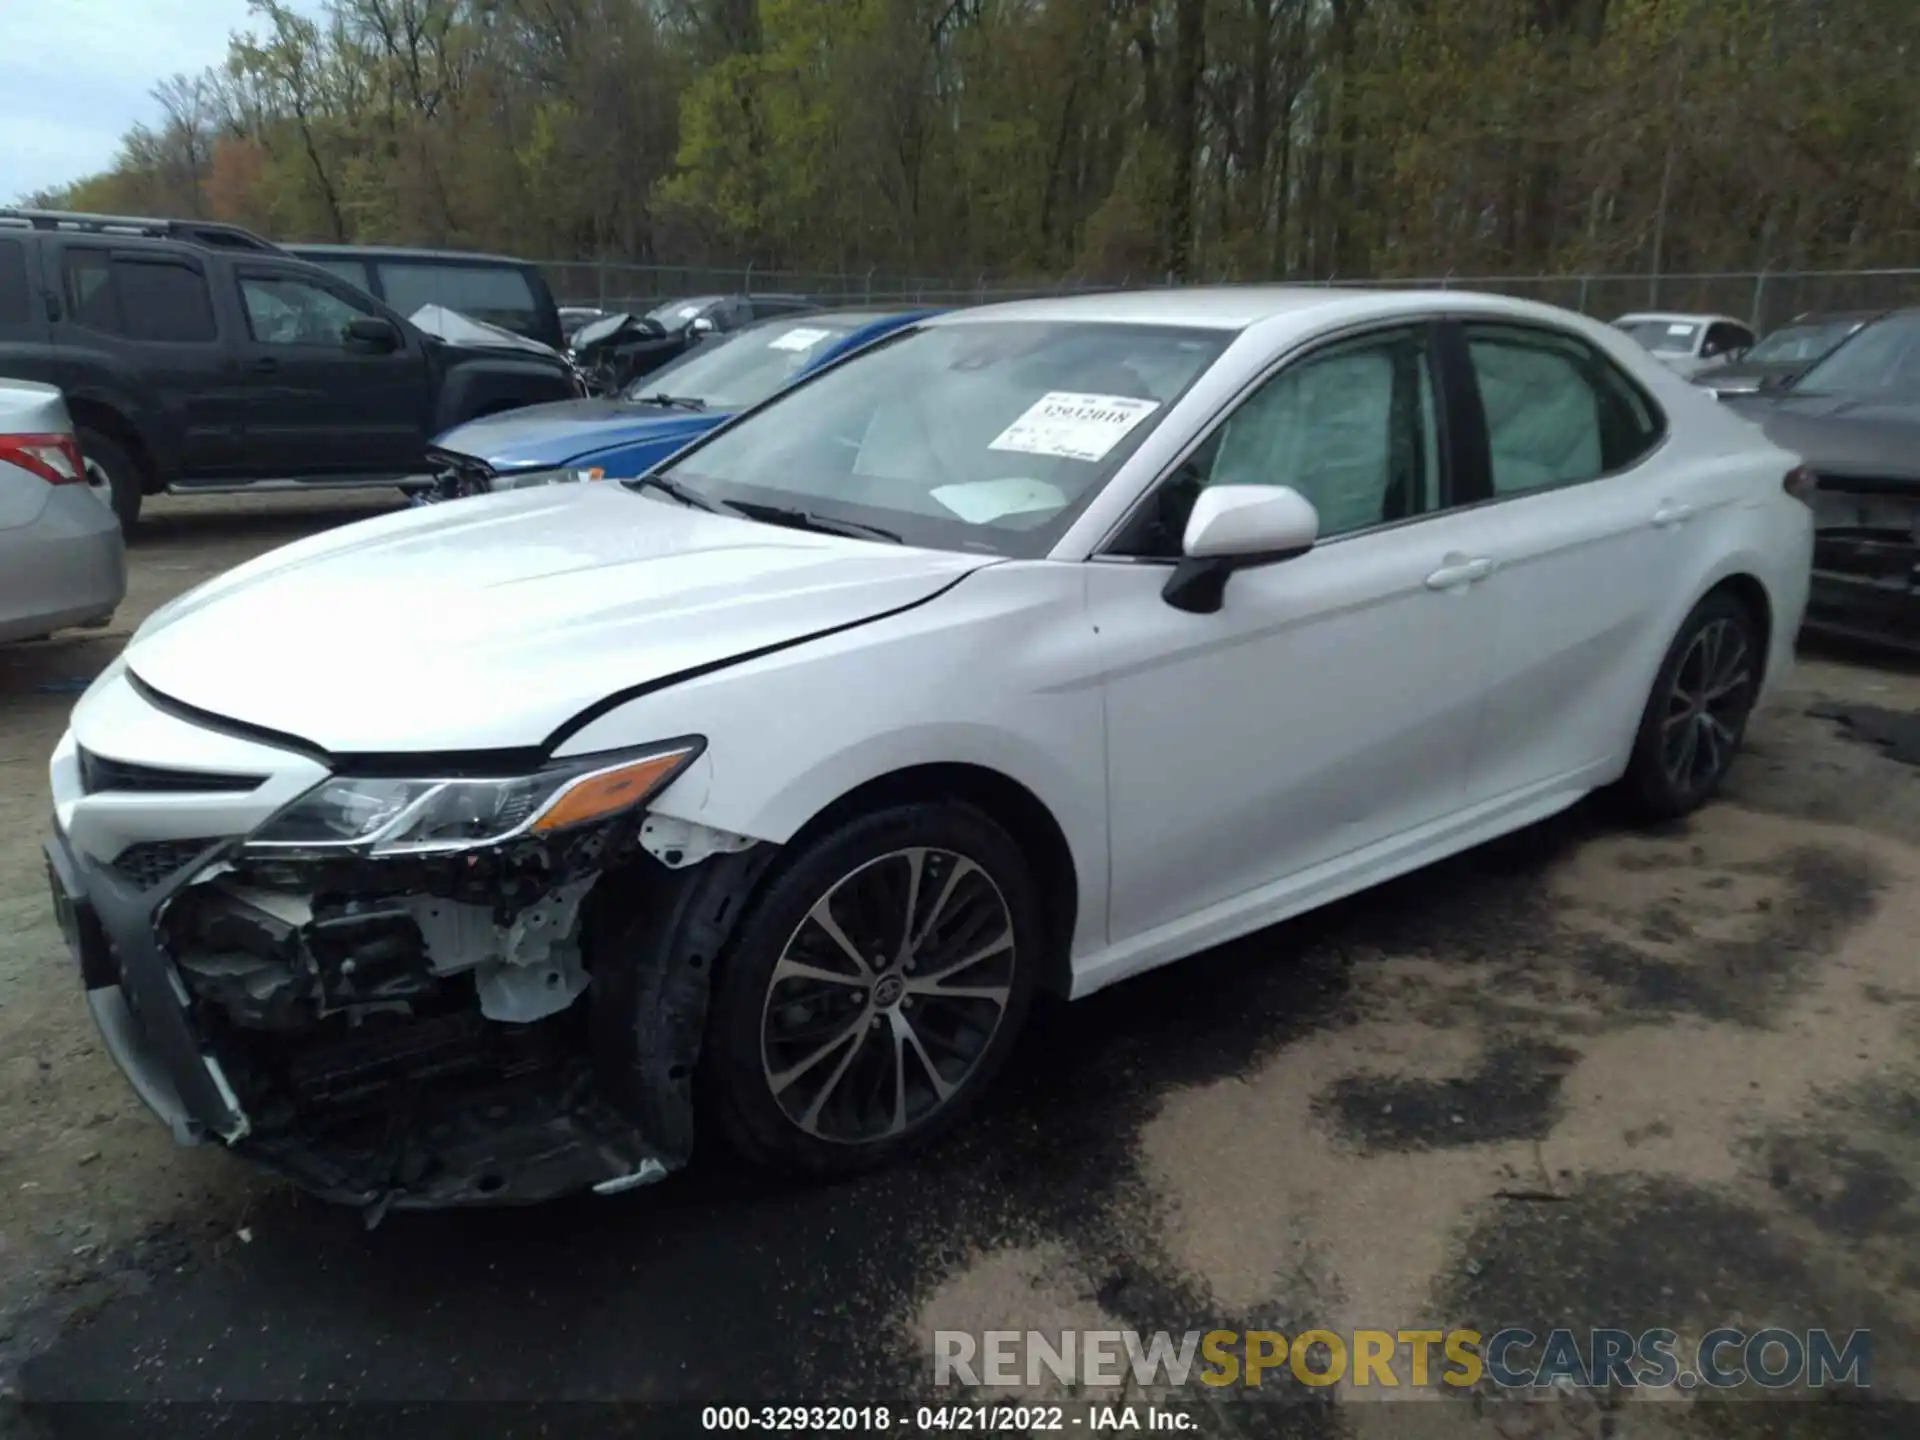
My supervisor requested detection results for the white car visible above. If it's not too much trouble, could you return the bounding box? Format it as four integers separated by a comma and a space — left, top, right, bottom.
1613, 311, 1758, 379
46, 288, 1813, 1210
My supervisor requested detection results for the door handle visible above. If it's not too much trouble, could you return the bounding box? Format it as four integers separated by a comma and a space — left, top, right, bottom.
251, 356, 279, 374
1425, 556, 1494, 590
1651, 502, 1695, 528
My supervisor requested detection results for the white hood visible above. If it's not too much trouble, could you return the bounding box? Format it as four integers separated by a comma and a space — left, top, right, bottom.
126, 486, 992, 754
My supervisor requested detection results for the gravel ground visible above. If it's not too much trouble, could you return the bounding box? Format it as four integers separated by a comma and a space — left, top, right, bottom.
1, 492, 1916, 1438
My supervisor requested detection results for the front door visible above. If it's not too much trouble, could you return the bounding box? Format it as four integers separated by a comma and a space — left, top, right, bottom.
229, 267, 430, 479
1091, 323, 1499, 948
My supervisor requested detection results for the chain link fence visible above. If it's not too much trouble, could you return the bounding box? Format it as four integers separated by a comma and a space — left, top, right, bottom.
539, 260, 1112, 312
540, 258, 1920, 335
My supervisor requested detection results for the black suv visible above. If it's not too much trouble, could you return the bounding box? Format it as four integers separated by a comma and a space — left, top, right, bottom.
0, 211, 579, 529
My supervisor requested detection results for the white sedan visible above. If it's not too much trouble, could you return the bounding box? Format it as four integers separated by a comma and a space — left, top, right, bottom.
46, 288, 1813, 1209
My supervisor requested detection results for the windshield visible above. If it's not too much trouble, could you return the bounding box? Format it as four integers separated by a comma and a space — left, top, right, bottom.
1615, 319, 1699, 355
1747, 319, 1865, 365
648, 320, 1229, 558
1791, 311, 1920, 395
645, 297, 721, 330
624, 316, 869, 410
570, 311, 633, 349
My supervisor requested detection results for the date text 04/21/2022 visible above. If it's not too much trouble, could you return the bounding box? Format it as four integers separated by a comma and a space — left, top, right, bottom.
700, 1406, 1195, 1431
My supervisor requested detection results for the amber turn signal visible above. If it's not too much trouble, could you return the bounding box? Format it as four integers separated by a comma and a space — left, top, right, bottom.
530, 748, 697, 833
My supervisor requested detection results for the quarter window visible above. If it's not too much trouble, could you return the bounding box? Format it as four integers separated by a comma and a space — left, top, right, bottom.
1114, 326, 1441, 558
1462, 323, 1663, 497
0, 239, 29, 326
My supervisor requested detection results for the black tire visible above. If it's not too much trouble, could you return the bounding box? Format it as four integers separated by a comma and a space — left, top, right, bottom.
75, 427, 143, 532
702, 802, 1040, 1177
1618, 590, 1762, 821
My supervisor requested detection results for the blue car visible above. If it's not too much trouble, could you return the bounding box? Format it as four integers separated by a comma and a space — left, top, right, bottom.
424, 308, 937, 498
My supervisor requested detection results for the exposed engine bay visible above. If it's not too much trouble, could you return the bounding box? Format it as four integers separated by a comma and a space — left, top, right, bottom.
155, 812, 769, 1217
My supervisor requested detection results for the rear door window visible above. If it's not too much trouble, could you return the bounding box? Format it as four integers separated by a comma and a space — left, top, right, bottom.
1462, 323, 1666, 495
114, 258, 217, 342
60, 250, 217, 342
375, 262, 539, 336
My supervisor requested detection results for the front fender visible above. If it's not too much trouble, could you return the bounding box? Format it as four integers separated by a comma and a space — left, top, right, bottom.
434, 360, 579, 432
552, 562, 1112, 959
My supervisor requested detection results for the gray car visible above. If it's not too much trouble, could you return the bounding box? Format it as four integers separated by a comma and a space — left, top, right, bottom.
1727, 308, 1920, 652
0, 380, 125, 642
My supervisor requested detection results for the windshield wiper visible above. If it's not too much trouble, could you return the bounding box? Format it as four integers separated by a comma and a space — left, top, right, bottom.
719, 499, 904, 545
632, 392, 707, 411
629, 474, 721, 511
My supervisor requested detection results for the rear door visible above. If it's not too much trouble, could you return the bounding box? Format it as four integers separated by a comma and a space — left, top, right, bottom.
52, 242, 245, 479
1443, 319, 1684, 804
230, 265, 431, 478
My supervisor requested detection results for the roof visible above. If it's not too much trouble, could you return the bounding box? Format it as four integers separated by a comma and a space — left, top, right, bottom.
932, 285, 1397, 330
1614, 311, 1747, 327
285, 242, 533, 267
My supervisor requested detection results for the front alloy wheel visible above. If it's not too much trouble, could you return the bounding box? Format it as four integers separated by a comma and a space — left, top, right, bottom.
705, 805, 1039, 1175
760, 847, 1016, 1144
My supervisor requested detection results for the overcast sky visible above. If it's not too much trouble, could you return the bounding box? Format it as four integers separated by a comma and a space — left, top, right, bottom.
0, 0, 276, 203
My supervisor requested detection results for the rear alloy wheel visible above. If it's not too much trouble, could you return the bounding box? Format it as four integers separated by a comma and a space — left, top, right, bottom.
704, 805, 1038, 1175
1620, 592, 1761, 820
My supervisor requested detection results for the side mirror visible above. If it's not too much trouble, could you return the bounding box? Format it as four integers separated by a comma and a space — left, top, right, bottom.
688, 316, 717, 339
344, 316, 400, 353
1162, 485, 1320, 614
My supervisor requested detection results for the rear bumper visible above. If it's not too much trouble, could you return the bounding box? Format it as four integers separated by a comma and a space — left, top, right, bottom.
0, 487, 125, 641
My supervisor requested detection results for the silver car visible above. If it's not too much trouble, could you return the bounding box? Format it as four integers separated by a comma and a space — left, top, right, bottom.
0, 380, 125, 642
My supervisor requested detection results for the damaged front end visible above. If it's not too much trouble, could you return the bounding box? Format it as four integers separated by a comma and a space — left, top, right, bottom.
51, 738, 771, 1216
1806, 475, 1920, 653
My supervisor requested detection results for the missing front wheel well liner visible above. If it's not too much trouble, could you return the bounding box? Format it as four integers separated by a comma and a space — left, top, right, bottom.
584, 845, 779, 1165
785, 764, 1078, 997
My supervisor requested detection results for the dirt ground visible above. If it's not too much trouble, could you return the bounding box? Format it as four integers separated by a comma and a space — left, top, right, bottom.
2, 493, 1917, 1435
0, 495, 403, 1317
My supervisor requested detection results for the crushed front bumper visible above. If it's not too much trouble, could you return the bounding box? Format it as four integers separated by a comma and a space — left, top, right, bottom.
46, 827, 245, 1147
46, 814, 681, 1210
44, 671, 735, 1212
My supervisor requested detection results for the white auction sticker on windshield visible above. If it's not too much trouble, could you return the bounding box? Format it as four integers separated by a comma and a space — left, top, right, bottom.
988, 392, 1160, 463
768, 326, 833, 352
1667, 323, 1694, 337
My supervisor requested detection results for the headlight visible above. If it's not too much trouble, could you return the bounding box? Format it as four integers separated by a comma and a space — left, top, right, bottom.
245, 742, 700, 855
490, 466, 606, 493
